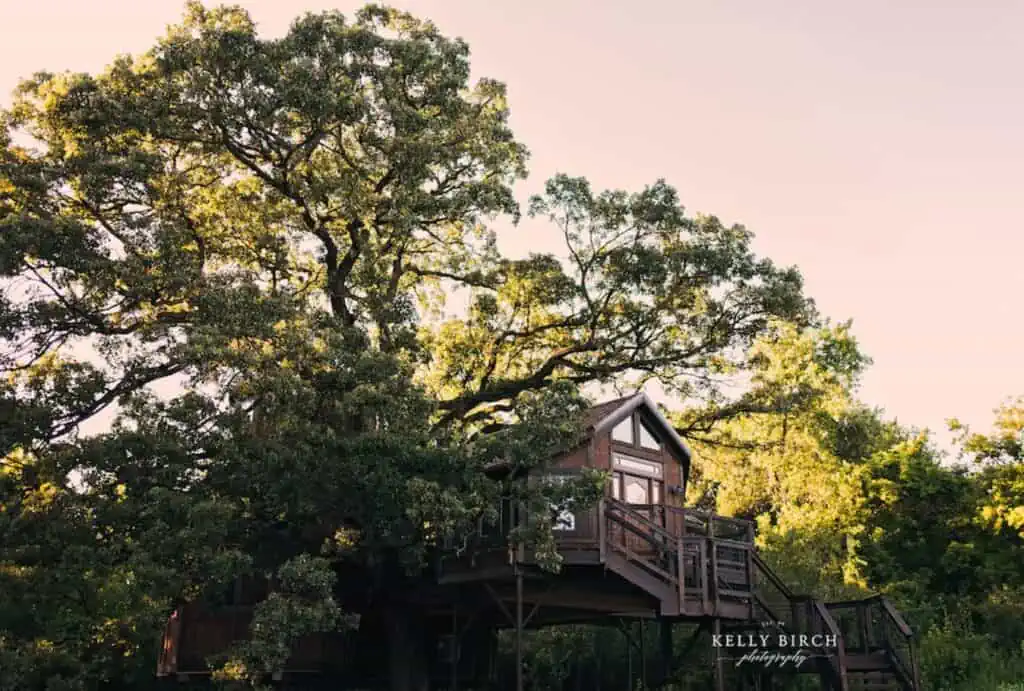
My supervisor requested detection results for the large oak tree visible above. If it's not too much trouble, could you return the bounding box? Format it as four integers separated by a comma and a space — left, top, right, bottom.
0, 4, 815, 689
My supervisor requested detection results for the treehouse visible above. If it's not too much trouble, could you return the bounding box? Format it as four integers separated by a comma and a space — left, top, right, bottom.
158, 392, 922, 691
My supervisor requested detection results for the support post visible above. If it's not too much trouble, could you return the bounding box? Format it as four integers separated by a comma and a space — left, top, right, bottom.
712, 618, 725, 691
626, 622, 633, 691
639, 619, 647, 690
660, 619, 673, 685
857, 602, 870, 652
516, 565, 524, 691
450, 605, 458, 691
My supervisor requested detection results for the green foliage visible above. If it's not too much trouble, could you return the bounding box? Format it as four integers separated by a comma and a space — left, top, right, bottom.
212, 555, 346, 688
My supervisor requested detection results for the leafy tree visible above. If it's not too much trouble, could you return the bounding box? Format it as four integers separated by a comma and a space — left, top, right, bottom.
0, 3, 815, 690
679, 321, 876, 597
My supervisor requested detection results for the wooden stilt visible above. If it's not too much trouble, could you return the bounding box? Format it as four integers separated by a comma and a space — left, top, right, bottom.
659, 619, 673, 685
712, 618, 725, 691
450, 606, 458, 691
515, 567, 524, 691
639, 619, 647, 689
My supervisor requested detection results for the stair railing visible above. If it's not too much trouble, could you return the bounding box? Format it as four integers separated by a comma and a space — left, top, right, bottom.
877, 597, 920, 691
603, 497, 681, 592
825, 596, 920, 691
794, 597, 848, 691
750, 552, 797, 631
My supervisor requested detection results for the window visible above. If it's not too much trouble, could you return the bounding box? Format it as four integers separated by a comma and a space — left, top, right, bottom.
624, 475, 649, 503
612, 417, 634, 444
609, 468, 664, 510
612, 413, 662, 452
613, 454, 662, 478
639, 421, 661, 450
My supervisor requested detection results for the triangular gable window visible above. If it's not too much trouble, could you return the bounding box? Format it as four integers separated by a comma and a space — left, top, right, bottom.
639, 420, 661, 450
612, 417, 634, 444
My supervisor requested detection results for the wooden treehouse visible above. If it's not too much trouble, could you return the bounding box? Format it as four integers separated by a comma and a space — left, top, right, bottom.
158, 392, 922, 691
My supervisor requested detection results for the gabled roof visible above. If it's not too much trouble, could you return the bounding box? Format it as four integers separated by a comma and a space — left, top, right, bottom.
583, 391, 692, 469
581, 394, 637, 429
482, 391, 693, 482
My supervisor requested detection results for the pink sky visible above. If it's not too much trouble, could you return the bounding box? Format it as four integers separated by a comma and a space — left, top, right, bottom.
3, 0, 1021, 452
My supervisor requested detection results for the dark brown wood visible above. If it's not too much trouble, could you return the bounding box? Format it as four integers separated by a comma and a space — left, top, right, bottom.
712, 618, 725, 691
659, 619, 673, 683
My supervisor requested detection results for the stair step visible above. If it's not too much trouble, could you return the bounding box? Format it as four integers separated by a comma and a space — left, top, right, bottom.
848, 671, 900, 690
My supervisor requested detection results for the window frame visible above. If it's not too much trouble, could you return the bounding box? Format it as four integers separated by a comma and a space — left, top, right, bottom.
609, 412, 663, 452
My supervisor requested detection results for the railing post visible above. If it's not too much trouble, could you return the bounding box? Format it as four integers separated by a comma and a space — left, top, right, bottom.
749, 523, 758, 622
858, 601, 872, 653
700, 541, 710, 615
707, 512, 716, 615
598, 498, 607, 563
676, 536, 685, 614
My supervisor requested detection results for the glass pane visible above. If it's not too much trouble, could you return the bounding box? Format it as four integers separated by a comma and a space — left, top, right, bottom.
614, 454, 660, 477
611, 472, 621, 499
612, 417, 634, 444
624, 475, 649, 504
639, 421, 660, 450
652, 482, 662, 504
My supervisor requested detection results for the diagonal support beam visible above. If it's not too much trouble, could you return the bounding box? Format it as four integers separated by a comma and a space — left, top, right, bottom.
483, 583, 515, 627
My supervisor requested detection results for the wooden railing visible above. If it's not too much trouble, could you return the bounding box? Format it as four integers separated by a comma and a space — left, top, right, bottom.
751, 552, 796, 629
793, 596, 849, 691
437, 497, 917, 690
603, 498, 763, 618
603, 498, 682, 595
826, 596, 920, 690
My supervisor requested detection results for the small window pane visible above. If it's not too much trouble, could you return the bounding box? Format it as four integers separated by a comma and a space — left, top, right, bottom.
612, 417, 634, 444
624, 476, 649, 504
652, 482, 662, 505
639, 421, 660, 450
610, 472, 621, 499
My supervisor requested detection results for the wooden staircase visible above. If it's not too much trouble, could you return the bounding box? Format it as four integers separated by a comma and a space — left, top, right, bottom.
600, 499, 922, 691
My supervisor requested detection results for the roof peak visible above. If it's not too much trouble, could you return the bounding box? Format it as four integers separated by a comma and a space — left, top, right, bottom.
583, 390, 692, 466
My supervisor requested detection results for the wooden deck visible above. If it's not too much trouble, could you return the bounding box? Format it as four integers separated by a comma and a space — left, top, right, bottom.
436, 497, 922, 691
438, 497, 764, 621
156, 497, 921, 690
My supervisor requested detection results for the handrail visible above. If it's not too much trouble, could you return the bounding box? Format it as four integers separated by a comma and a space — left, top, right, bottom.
603, 502, 682, 593
605, 498, 677, 543
810, 599, 848, 691
751, 552, 795, 600
825, 594, 885, 609
880, 597, 914, 637
878, 597, 919, 690
751, 592, 785, 625
605, 507, 673, 553
662, 505, 755, 542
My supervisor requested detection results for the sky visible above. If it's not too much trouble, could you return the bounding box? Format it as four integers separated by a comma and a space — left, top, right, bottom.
2, 0, 1021, 452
